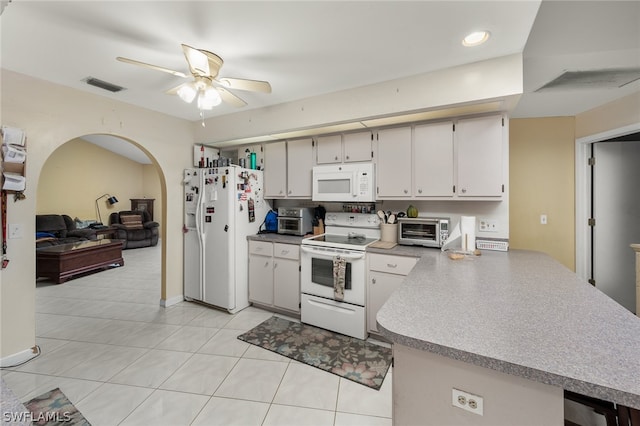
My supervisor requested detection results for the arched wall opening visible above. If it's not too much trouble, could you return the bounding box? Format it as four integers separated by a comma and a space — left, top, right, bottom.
36, 133, 167, 302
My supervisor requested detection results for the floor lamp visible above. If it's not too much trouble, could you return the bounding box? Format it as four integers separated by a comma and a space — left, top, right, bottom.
95, 194, 118, 224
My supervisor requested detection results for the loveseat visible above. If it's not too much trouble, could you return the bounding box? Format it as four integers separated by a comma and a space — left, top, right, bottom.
35, 214, 97, 248
108, 210, 159, 249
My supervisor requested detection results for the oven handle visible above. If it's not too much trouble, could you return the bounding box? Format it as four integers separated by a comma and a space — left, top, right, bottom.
300, 245, 366, 260
307, 297, 359, 313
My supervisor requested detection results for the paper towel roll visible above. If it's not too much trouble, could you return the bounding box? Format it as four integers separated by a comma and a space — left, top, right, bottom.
461, 216, 476, 252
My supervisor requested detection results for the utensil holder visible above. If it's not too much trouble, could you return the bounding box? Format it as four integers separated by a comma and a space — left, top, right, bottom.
380, 224, 398, 243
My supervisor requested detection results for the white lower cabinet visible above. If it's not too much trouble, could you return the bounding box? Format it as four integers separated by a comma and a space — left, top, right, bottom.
273, 243, 301, 312
248, 241, 274, 305
249, 241, 300, 313
367, 253, 418, 333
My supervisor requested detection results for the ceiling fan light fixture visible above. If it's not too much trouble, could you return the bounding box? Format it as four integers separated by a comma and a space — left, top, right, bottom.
197, 87, 222, 110
177, 84, 197, 103
462, 30, 490, 47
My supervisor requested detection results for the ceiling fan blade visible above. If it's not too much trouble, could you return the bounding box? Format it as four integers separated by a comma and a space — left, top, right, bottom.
116, 56, 188, 78
181, 44, 210, 77
165, 83, 188, 95
217, 78, 272, 93
217, 87, 247, 108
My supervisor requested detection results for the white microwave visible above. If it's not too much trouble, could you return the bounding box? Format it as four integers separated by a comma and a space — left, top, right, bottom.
312, 163, 375, 202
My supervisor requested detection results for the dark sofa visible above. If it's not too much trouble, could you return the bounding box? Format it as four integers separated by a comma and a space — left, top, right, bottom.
109, 210, 159, 249
36, 214, 97, 248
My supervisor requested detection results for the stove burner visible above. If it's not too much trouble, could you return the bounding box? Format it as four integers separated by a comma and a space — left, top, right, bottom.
347, 232, 367, 241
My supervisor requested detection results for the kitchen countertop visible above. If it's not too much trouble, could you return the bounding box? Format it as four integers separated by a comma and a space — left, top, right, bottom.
247, 232, 429, 257
247, 233, 307, 244
377, 249, 640, 409
1, 378, 29, 425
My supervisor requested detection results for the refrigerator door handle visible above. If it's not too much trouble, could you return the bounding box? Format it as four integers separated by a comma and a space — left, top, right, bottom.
196, 173, 207, 300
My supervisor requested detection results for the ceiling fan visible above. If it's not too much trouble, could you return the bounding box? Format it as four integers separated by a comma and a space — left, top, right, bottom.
117, 44, 271, 111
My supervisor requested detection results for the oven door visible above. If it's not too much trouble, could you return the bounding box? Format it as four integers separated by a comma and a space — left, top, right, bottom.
398, 219, 440, 247
300, 245, 366, 306
277, 217, 302, 235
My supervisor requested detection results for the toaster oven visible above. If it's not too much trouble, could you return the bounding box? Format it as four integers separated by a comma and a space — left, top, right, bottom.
397, 217, 450, 248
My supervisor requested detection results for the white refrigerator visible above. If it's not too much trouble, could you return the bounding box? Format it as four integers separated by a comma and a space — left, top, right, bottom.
184, 166, 271, 313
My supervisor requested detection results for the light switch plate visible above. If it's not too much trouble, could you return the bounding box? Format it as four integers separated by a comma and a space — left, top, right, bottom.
8, 224, 23, 239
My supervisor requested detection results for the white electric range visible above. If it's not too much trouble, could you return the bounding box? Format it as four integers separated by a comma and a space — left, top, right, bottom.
300, 212, 381, 339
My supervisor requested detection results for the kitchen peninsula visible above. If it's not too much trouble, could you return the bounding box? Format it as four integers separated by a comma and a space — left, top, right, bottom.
377, 249, 640, 425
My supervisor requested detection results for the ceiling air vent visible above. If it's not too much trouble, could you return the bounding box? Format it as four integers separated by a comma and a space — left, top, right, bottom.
83, 77, 126, 93
535, 68, 640, 92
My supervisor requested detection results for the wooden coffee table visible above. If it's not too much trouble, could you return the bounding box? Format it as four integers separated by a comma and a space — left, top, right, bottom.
36, 239, 124, 283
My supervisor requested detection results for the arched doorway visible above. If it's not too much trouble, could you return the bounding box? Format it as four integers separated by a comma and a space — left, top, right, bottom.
36, 133, 167, 302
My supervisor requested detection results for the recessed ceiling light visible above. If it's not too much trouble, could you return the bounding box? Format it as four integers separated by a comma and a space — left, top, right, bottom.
462, 31, 490, 47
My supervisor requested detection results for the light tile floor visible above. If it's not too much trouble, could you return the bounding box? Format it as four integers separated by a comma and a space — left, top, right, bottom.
2, 244, 392, 426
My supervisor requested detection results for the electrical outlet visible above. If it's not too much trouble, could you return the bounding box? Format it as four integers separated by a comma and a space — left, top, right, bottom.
478, 219, 498, 233
452, 388, 484, 416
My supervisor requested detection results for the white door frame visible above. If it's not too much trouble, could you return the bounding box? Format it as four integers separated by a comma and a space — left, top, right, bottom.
575, 122, 640, 281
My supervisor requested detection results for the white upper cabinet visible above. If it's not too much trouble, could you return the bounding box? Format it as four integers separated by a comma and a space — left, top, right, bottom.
413, 121, 454, 198
316, 135, 342, 164
264, 141, 287, 198
343, 131, 373, 163
455, 115, 504, 198
286, 138, 313, 197
376, 126, 412, 198
316, 131, 372, 164
264, 139, 313, 198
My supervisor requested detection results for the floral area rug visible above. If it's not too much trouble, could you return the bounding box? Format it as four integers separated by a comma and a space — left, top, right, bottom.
237, 316, 392, 390
24, 388, 91, 425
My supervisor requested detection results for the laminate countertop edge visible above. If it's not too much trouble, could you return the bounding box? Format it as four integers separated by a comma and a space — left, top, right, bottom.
377, 249, 640, 409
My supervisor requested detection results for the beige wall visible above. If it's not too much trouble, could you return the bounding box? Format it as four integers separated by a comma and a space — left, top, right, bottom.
37, 138, 143, 219
576, 92, 640, 139
1, 70, 193, 359
142, 164, 162, 226
509, 117, 576, 270
393, 344, 564, 425
36, 138, 163, 235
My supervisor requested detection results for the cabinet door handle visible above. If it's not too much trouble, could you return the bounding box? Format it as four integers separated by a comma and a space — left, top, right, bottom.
281, 250, 289, 255
264, 261, 270, 267
387, 263, 398, 268
288, 190, 292, 194
461, 188, 467, 194
403, 189, 408, 194
273, 262, 278, 269
346, 155, 350, 160
372, 278, 376, 284
418, 189, 422, 194
335, 156, 339, 160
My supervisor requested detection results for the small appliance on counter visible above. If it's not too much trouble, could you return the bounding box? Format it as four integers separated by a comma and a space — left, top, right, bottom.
277, 207, 314, 236
397, 217, 450, 248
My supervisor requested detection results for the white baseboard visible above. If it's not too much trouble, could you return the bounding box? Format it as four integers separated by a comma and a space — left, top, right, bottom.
160, 294, 184, 308
0, 346, 38, 368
